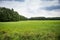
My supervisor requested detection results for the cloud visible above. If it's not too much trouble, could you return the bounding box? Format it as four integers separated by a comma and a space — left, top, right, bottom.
41, 0, 59, 7
0, 0, 60, 18
0, 0, 25, 2
41, 0, 54, 1
43, 5, 60, 11
40, 0, 60, 11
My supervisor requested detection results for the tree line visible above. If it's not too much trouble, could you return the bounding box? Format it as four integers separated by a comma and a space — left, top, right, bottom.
0, 7, 60, 22
29, 17, 60, 20
0, 7, 27, 22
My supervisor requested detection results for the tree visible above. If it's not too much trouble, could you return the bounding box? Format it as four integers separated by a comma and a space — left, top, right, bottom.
0, 7, 27, 22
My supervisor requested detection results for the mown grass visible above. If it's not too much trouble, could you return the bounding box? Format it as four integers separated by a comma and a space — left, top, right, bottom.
0, 20, 60, 40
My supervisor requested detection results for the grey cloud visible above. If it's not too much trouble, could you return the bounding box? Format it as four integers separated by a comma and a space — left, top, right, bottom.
0, 0, 25, 2
43, 5, 60, 11
41, 0, 54, 1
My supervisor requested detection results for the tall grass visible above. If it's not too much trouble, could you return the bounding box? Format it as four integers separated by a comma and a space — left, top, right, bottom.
0, 20, 60, 40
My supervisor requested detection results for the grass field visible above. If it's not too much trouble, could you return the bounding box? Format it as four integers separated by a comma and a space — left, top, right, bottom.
0, 20, 60, 40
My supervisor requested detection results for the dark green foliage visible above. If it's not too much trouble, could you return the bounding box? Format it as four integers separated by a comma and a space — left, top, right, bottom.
0, 7, 27, 22
29, 17, 60, 20
20, 15, 27, 21
29, 17, 46, 20
57, 35, 60, 40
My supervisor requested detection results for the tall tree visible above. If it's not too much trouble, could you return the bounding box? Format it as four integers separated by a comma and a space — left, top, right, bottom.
0, 7, 27, 22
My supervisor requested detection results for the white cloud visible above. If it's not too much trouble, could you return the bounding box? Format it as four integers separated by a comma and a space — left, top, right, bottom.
0, 0, 60, 18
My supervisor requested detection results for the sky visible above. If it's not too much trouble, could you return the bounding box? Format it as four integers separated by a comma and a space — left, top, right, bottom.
0, 0, 60, 18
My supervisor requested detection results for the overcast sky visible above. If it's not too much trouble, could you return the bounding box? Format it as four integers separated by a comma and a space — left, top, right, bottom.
0, 0, 60, 18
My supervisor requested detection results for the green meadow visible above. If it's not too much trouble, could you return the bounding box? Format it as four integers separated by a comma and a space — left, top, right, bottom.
0, 20, 60, 40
